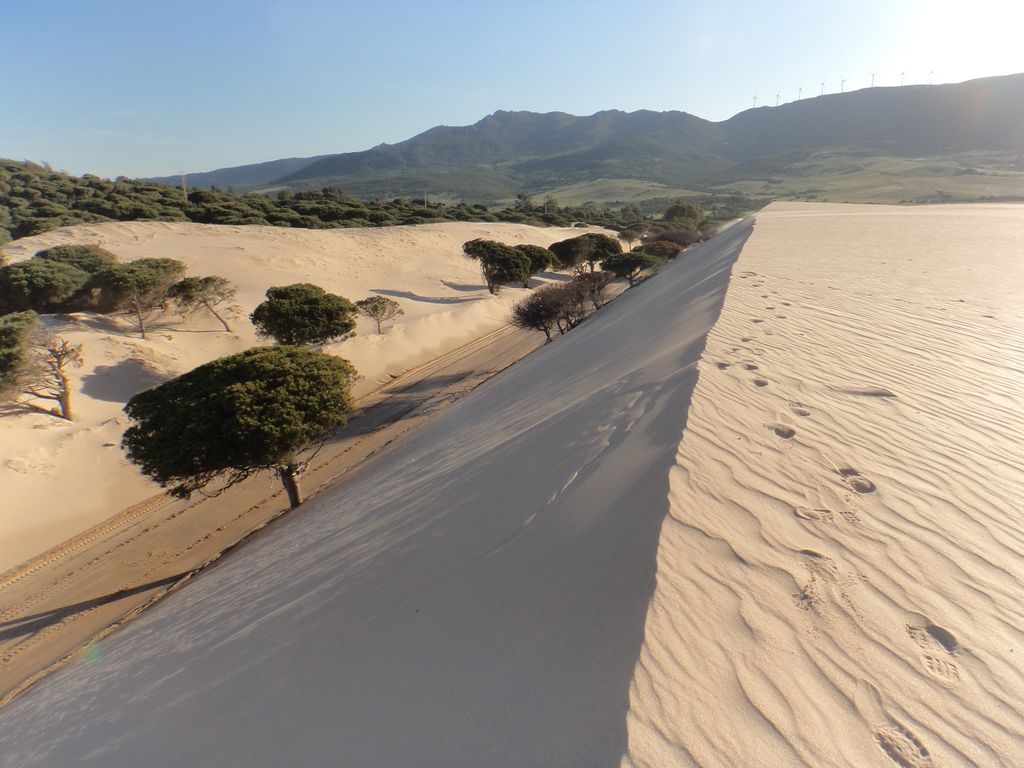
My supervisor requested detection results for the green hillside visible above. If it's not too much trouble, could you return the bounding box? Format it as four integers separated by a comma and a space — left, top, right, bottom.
146, 74, 1024, 204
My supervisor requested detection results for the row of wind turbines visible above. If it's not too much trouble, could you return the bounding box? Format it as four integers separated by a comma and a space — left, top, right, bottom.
752, 70, 936, 108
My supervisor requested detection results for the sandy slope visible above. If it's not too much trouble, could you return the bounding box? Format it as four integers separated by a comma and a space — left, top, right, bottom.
0, 204, 1021, 767
0, 220, 605, 571
626, 203, 1024, 766
0, 216, 750, 766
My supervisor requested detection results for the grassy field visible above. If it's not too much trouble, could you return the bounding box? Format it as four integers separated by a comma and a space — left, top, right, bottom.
709, 149, 1024, 204
529, 178, 703, 207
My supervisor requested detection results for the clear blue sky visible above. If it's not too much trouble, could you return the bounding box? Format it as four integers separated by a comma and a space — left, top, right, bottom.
4, 0, 1021, 178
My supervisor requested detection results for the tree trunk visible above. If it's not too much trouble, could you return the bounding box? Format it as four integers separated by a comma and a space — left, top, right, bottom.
279, 463, 304, 508
204, 301, 232, 332
133, 300, 147, 339
57, 378, 73, 421
376, 318, 383, 334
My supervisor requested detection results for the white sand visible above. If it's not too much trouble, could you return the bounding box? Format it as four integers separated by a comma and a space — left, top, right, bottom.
0, 204, 1021, 766
0, 220, 605, 571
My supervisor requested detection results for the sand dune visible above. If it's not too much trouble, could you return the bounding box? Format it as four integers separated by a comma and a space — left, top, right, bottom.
0, 204, 1021, 766
0, 220, 605, 571
626, 203, 1024, 766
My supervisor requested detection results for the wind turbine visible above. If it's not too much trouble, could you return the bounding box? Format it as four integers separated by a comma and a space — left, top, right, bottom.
900, 71, 905, 86
841, 77, 848, 93
775, 92, 780, 107
819, 81, 825, 96
871, 72, 877, 87
797, 86, 803, 100
753, 92, 758, 108
929, 69, 934, 84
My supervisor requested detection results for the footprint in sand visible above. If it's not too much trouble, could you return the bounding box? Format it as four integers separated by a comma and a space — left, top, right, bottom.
776, 314, 787, 319
781, 301, 791, 306
765, 305, 775, 309
839, 506, 861, 523
751, 318, 765, 324
741, 337, 754, 342
716, 362, 731, 369
921, 654, 961, 684
800, 549, 838, 576
753, 378, 770, 388
789, 403, 812, 417
874, 722, 933, 767
767, 423, 796, 439
837, 468, 877, 494
743, 363, 759, 371
907, 617, 961, 684
792, 550, 839, 611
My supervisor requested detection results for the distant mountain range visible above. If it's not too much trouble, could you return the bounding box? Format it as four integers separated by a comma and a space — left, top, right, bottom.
148, 74, 1024, 203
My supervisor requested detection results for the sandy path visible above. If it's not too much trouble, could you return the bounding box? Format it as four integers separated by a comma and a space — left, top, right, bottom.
0, 322, 547, 703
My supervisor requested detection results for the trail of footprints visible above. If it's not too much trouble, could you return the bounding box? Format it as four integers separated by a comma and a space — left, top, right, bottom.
725, 273, 956, 763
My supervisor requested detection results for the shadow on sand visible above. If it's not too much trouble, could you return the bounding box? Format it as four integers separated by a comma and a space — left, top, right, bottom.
80, 359, 169, 403
372, 288, 485, 305
0, 573, 190, 644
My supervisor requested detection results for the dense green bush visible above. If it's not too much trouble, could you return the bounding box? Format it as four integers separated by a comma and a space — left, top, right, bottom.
0, 310, 38, 398
0, 159, 663, 243
35, 244, 118, 274
636, 240, 685, 260
0, 259, 90, 313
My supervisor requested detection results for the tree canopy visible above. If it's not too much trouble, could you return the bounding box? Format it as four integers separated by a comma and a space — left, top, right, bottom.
0, 259, 90, 313
601, 251, 659, 286
122, 346, 358, 501
462, 239, 531, 294
250, 283, 357, 345
548, 233, 622, 272
167, 275, 236, 332
34, 244, 118, 274
661, 200, 707, 229
513, 244, 555, 280
510, 286, 564, 342
0, 310, 38, 399
91, 258, 186, 337
0, 159, 660, 244
355, 296, 404, 333
636, 240, 685, 260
